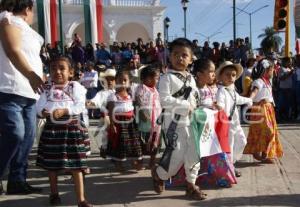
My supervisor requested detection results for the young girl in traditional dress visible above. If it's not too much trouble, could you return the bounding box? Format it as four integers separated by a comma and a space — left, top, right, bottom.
193, 59, 236, 188
106, 70, 143, 171
244, 58, 283, 163
194, 59, 217, 109
36, 57, 92, 207
135, 65, 161, 169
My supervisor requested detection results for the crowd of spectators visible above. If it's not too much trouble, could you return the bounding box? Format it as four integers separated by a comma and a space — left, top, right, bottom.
40, 33, 300, 122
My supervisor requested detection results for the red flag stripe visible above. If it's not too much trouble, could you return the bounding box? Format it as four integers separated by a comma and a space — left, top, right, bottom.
214, 110, 231, 153
96, 0, 103, 43
50, 0, 58, 47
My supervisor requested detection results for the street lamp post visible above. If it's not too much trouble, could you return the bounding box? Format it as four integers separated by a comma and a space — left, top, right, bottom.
233, 0, 236, 47
164, 17, 171, 43
235, 5, 269, 51
181, 0, 189, 38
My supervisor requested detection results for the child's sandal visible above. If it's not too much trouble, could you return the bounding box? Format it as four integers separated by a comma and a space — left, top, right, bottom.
78, 200, 93, 207
261, 158, 274, 164
186, 184, 207, 200
49, 193, 61, 206
253, 153, 262, 161
235, 169, 242, 177
151, 166, 165, 194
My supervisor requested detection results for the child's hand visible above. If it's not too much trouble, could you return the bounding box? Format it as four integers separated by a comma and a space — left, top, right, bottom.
41, 108, 50, 118
86, 101, 95, 107
188, 105, 194, 115
247, 100, 253, 107
211, 103, 218, 110
53, 109, 68, 119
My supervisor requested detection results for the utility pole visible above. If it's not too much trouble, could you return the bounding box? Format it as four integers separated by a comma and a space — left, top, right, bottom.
235, 5, 268, 51
233, 0, 236, 47
285, 0, 290, 57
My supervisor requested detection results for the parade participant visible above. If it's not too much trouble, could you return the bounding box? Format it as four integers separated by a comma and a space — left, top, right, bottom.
194, 58, 217, 109
151, 38, 207, 200
241, 53, 256, 97
0, 0, 44, 194
216, 61, 252, 177
135, 65, 162, 169
193, 58, 236, 188
86, 69, 116, 158
36, 57, 92, 207
106, 70, 143, 172
80, 61, 99, 118
244, 59, 283, 163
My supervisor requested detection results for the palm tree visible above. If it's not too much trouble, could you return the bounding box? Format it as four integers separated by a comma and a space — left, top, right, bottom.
258, 26, 282, 54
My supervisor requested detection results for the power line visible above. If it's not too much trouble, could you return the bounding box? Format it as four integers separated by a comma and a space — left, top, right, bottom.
190, 0, 219, 25
210, 0, 254, 36
195, 0, 223, 23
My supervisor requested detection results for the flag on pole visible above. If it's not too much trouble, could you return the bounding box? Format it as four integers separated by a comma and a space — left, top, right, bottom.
36, 0, 58, 47
191, 108, 230, 158
84, 0, 104, 45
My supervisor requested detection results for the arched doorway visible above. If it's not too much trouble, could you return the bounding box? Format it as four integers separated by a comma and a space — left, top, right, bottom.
116, 23, 150, 43
73, 23, 85, 45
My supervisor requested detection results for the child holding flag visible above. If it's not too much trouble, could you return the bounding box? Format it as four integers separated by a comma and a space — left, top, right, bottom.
216, 61, 252, 177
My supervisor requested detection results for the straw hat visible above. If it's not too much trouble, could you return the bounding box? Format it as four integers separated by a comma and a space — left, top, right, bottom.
216, 61, 243, 79
99, 68, 116, 78
247, 53, 256, 60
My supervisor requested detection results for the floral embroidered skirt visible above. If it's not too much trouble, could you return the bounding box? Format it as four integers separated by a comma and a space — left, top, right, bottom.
197, 153, 237, 187
243, 102, 283, 158
165, 153, 236, 188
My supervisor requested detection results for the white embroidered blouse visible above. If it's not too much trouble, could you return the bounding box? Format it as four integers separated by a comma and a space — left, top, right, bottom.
36, 81, 87, 116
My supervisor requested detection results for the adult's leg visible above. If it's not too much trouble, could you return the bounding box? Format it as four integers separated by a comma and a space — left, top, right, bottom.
0, 93, 25, 179
8, 99, 36, 182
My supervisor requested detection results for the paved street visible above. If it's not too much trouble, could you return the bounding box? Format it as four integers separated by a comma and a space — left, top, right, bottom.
0, 123, 300, 207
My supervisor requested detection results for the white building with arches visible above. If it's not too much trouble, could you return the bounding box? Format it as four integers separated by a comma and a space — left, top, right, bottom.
33, 0, 166, 46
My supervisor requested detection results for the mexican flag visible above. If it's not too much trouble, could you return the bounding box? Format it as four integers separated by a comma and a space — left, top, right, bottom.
191, 108, 230, 158
84, 0, 104, 45
36, 0, 58, 47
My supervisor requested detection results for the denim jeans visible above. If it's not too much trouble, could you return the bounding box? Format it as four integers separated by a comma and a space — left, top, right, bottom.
278, 88, 293, 120
0, 92, 36, 182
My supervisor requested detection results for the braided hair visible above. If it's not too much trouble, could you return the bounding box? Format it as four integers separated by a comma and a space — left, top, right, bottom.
251, 58, 273, 81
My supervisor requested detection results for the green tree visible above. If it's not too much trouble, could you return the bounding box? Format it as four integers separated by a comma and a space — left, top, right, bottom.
258, 26, 282, 54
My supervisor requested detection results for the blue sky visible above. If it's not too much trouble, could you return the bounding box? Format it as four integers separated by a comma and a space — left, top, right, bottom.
161, 0, 295, 53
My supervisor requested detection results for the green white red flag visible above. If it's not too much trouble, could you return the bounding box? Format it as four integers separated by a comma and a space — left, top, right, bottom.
36, 0, 58, 47
191, 108, 230, 158
84, 0, 104, 45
